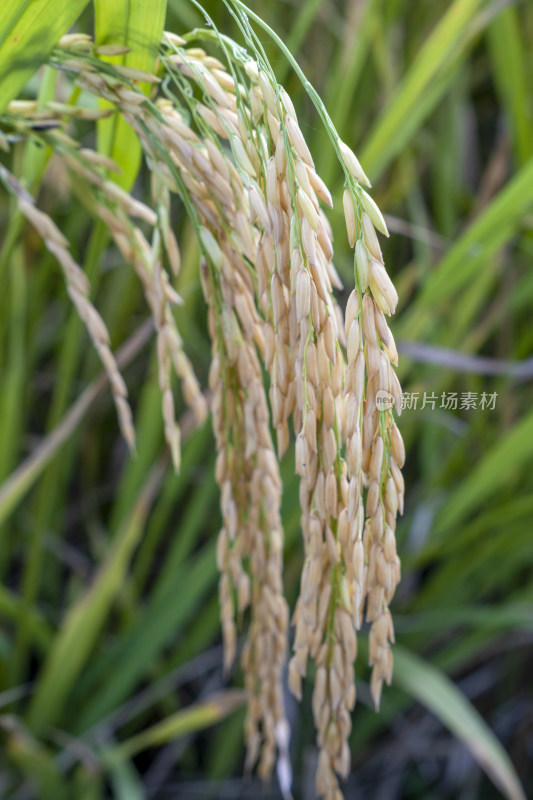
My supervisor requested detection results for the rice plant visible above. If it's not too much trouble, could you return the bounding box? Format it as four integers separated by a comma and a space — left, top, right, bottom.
0, 1, 531, 799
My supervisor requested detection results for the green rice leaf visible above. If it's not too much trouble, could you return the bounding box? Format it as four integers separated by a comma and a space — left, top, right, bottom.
0, 322, 151, 527
401, 156, 533, 340
487, 6, 533, 165
0, 378, 102, 527
394, 645, 527, 800
0, 0, 90, 112
26, 461, 165, 735
106, 760, 144, 800
72, 543, 216, 732
5, 724, 67, 800
111, 690, 246, 760
94, 0, 167, 189
422, 157, 533, 305
434, 406, 533, 535
361, 0, 486, 180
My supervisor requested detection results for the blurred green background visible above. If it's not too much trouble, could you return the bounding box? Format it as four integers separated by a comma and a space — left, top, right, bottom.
1, 0, 532, 798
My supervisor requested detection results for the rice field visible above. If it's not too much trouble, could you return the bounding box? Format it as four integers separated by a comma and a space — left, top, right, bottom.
0, 1, 532, 798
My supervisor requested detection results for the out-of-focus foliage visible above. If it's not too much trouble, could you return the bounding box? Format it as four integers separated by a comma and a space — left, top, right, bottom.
0, 0, 532, 798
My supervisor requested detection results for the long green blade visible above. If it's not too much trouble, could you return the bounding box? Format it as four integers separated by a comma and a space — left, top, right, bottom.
394, 646, 526, 800
401, 157, 533, 341
0, 322, 151, 526
434, 406, 533, 535
26, 461, 165, 735
487, 6, 532, 165
73, 543, 216, 732
0, 0, 90, 112
94, 0, 167, 189
111, 691, 246, 760
360, 0, 486, 179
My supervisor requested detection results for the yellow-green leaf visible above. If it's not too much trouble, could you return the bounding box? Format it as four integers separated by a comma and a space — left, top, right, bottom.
94, 0, 167, 189
27, 460, 165, 734
361, 0, 487, 180
111, 691, 246, 760
394, 646, 527, 800
0, 0, 90, 113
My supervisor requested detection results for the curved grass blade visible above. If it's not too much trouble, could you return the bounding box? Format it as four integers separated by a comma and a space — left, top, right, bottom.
393, 645, 526, 800
110, 690, 246, 761
0, 585, 52, 652
487, 6, 532, 165
72, 542, 216, 733
94, 0, 167, 189
401, 157, 533, 341
360, 0, 487, 180
394, 602, 533, 636
434, 405, 533, 536
276, 0, 325, 85
0, 322, 152, 527
0, 0, 90, 112
4, 721, 67, 800
107, 760, 144, 800
26, 458, 165, 735
320, 0, 381, 182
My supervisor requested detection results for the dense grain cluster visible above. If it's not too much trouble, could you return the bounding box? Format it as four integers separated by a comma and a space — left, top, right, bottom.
1, 30, 405, 800
341, 180, 404, 713
237, 67, 360, 799
204, 251, 289, 776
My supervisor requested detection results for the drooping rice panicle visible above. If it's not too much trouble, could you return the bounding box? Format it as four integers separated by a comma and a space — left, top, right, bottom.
203, 244, 289, 777
51, 142, 202, 472
1, 26, 404, 800
340, 173, 403, 713
0, 165, 135, 451
124, 43, 290, 775
233, 65, 362, 799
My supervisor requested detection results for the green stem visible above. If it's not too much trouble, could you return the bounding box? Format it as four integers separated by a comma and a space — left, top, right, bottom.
226, 0, 350, 180
0, 241, 26, 577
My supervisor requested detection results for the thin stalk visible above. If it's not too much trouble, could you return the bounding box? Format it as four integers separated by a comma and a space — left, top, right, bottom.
0, 241, 26, 575
225, 0, 349, 180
